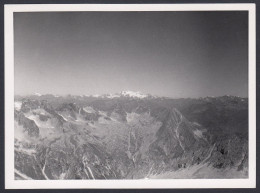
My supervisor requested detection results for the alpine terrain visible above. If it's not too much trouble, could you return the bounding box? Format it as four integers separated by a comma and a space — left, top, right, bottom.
14, 91, 248, 180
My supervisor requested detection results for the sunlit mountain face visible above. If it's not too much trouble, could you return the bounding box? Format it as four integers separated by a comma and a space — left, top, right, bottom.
14, 92, 248, 180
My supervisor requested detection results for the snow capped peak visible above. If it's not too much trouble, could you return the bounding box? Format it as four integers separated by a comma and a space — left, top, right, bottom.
93, 94, 101, 97
120, 91, 148, 98
34, 92, 42, 96
88, 91, 150, 99
14, 101, 22, 111
106, 93, 120, 98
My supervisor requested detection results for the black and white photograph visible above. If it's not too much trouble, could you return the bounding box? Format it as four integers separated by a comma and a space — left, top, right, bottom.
4, 4, 256, 189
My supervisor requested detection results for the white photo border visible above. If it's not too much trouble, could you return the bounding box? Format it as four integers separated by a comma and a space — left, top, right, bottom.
4, 3, 256, 189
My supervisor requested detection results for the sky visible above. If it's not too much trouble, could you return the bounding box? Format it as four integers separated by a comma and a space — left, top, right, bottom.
14, 11, 248, 98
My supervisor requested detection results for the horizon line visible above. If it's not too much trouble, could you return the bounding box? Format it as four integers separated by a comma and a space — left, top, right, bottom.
14, 92, 248, 99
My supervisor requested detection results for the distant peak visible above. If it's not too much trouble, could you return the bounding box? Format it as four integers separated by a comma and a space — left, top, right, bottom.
34, 92, 42, 96
89, 91, 151, 99
120, 91, 148, 98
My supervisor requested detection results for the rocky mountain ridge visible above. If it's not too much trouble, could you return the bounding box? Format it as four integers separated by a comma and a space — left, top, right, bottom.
14, 94, 248, 179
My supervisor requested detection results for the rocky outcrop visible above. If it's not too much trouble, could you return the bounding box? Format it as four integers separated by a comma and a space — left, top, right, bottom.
15, 111, 39, 138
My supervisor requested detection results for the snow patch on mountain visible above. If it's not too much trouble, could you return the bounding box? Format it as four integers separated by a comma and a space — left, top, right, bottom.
93, 94, 101, 97
58, 113, 68, 121
83, 106, 96, 114
15, 169, 33, 180
193, 129, 204, 139
126, 112, 140, 123
106, 93, 121, 98
34, 92, 42, 96
15, 101, 22, 111
25, 113, 54, 130
121, 91, 148, 98
33, 109, 49, 116
15, 146, 36, 155
81, 91, 152, 99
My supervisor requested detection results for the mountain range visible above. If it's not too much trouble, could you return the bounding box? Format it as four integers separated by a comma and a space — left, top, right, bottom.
14, 91, 248, 179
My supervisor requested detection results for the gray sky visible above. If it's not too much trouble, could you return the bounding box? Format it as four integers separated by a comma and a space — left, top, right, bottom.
14, 11, 248, 98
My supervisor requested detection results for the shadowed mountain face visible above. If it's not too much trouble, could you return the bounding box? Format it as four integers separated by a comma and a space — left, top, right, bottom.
14, 93, 248, 180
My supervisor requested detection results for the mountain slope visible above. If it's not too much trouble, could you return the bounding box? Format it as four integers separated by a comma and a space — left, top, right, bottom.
14, 94, 248, 179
